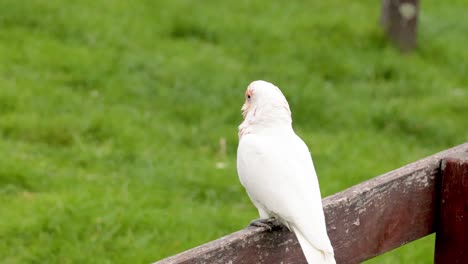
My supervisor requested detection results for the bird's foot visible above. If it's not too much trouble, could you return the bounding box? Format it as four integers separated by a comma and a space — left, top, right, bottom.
248, 218, 278, 231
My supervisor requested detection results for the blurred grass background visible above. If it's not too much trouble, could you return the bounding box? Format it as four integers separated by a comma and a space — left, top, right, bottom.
0, 0, 467, 263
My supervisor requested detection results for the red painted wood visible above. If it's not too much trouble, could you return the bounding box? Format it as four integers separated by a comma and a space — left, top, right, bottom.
434, 153, 468, 263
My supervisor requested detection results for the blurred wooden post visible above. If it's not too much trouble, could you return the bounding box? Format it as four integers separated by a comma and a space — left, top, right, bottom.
381, 0, 419, 52
434, 153, 468, 263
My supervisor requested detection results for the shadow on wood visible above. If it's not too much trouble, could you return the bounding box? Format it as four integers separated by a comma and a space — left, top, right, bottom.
154, 143, 468, 264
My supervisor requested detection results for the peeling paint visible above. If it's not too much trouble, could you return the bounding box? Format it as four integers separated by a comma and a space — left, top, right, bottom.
403, 170, 433, 188
441, 160, 447, 171
278, 239, 293, 247
353, 218, 360, 226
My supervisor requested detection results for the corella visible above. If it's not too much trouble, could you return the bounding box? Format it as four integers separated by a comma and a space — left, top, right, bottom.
237, 80, 336, 264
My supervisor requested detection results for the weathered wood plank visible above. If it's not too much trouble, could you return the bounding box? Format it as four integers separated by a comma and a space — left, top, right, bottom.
155, 143, 468, 264
325, 143, 468, 263
434, 153, 468, 263
381, 0, 419, 52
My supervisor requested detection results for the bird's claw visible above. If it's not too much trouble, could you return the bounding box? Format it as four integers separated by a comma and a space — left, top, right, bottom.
248, 218, 277, 231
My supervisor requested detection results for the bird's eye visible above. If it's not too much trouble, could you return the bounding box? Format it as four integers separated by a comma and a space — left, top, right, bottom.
247, 95, 251, 100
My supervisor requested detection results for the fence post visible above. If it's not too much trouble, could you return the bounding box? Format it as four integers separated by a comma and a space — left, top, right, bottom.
434, 153, 468, 263
381, 0, 419, 52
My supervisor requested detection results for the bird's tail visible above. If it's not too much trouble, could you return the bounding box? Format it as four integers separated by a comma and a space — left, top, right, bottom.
292, 226, 336, 264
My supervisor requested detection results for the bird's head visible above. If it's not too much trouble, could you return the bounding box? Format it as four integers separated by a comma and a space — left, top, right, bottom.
239, 80, 292, 136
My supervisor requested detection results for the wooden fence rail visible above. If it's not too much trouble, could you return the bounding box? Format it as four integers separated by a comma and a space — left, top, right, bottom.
155, 143, 468, 264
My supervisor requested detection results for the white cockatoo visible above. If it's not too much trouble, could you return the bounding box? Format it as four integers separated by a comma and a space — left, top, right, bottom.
237, 80, 336, 264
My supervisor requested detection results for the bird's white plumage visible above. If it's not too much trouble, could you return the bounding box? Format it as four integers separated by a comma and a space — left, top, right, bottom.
237, 80, 335, 264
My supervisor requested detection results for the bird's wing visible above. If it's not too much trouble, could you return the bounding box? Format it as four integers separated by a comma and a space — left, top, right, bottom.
237, 133, 334, 254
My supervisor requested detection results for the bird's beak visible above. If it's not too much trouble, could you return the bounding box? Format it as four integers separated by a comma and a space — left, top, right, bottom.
241, 102, 250, 119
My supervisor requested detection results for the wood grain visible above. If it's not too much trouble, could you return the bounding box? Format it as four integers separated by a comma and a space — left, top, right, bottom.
434, 153, 468, 263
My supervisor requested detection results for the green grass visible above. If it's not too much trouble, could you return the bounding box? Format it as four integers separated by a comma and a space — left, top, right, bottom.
0, 0, 467, 263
